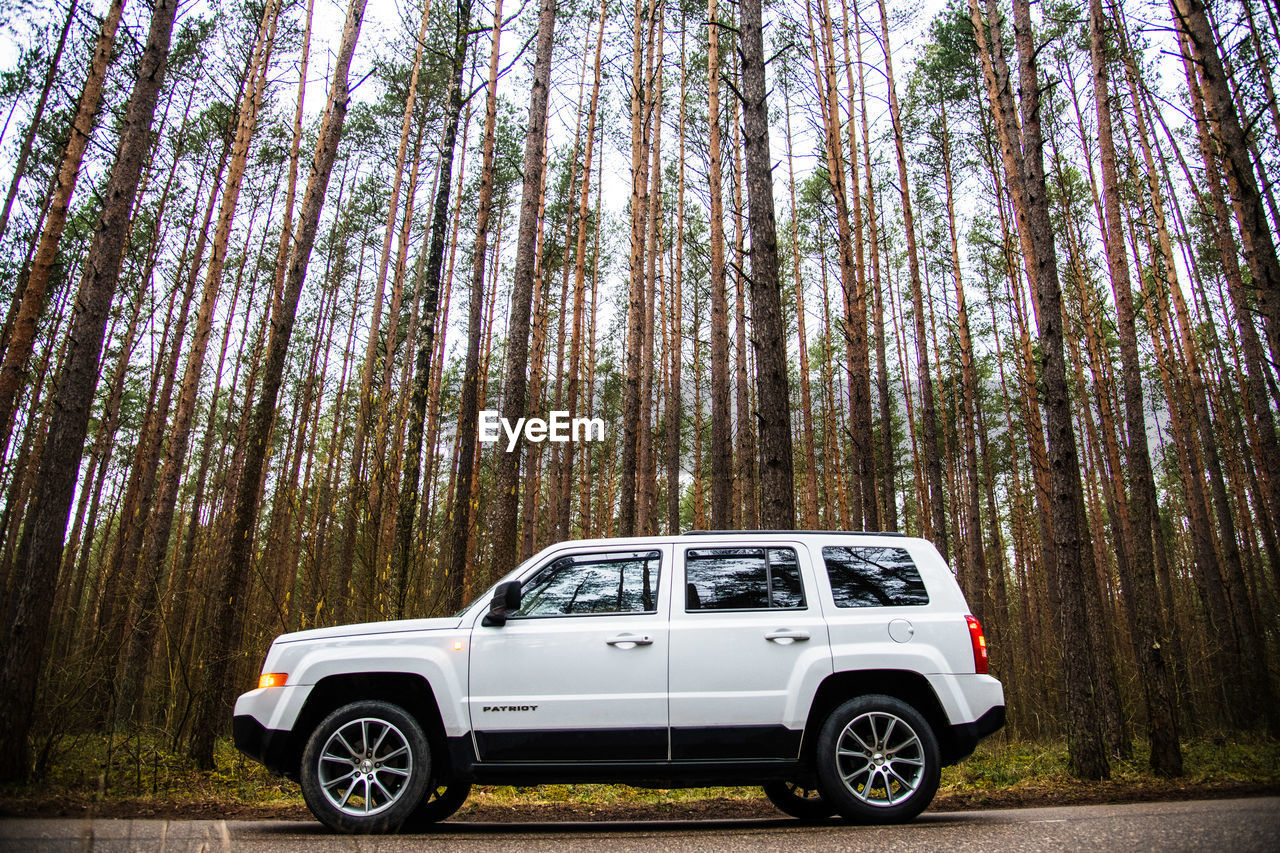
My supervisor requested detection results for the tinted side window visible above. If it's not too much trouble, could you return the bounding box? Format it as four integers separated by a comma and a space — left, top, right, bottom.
514, 550, 660, 616
822, 546, 929, 607
686, 548, 806, 610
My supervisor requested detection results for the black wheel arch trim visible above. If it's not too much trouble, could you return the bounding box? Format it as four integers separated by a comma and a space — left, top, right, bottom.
802, 670, 1003, 766
236, 672, 450, 781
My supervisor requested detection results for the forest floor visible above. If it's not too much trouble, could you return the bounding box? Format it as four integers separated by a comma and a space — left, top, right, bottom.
1, 734, 1277, 822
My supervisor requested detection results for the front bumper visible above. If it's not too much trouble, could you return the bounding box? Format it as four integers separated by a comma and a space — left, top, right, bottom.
232, 714, 299, 779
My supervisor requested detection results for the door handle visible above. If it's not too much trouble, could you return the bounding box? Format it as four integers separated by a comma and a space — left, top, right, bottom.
606, 633, 653, 646
765, 629, 811, 642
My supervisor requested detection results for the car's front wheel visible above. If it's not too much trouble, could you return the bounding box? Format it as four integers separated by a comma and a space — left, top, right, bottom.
404, 777, 472, 828
815, 694, 940, 824
762, 780, 836, 821
300, 700, 431, 833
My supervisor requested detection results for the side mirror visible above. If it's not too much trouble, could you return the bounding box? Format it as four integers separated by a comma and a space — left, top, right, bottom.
482, 580, 521, 627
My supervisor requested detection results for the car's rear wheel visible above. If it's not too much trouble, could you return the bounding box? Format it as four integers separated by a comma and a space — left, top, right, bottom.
300, 700, 431, 833
762, 780, 836, 820
815, 694, 940, 824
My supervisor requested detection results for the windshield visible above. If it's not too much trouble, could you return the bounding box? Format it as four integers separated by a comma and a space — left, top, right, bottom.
453, 555, 536, 617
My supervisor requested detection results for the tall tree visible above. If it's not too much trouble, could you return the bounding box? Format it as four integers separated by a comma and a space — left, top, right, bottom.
0, 0, 180, 783
188, 0, 369, 769
878, 0, 947, 553
446, 0, 506, 608
0, 0, 77, 247
707, 0, 733, 530
1007, 0, 1110, 778
116, 0, 283, 724
740, 0, 794, 529
562, 0, 608, 541
487, 0, 558, 579
1169, 0, 1280, 367
383, 0, 475, 620
1088, 0, 1181, 775
0, 0, 126, 462
619, 0, 655, 537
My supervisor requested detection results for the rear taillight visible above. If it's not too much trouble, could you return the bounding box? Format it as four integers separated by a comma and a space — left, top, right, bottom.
966, 615, 988, 674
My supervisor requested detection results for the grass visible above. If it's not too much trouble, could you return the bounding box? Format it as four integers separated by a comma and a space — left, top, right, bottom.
2, 730, 1277, 819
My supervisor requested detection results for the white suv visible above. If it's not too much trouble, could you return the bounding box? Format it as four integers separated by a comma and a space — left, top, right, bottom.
234, 531, 1004, 833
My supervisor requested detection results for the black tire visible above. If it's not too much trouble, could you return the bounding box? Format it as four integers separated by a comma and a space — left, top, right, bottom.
815, 694, 940, 824
300, 700, 432, 833
403, 778, 472, 829
762, 780, 836, 821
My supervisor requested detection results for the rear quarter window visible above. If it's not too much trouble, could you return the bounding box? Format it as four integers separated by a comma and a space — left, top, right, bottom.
822, 545, 929, 607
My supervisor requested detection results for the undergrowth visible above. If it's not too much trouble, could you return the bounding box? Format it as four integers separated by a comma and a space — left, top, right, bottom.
1, 730, 1276, 814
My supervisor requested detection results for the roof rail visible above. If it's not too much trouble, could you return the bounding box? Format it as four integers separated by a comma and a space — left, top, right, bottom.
679, 529, 907, 537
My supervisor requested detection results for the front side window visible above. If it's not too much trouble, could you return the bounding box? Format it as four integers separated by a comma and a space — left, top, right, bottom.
685, 547, 806, 610
513, 550, 661, 617
822, 545, 929, 607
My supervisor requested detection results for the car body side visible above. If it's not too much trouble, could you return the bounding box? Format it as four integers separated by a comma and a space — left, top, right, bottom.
234, 533, 1005, 787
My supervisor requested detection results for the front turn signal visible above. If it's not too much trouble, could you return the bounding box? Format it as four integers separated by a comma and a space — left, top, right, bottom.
258, 672, 288, 689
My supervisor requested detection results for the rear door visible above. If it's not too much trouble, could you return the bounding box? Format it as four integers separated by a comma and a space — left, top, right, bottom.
467, 546, 671, 762
667, 541, 832, 760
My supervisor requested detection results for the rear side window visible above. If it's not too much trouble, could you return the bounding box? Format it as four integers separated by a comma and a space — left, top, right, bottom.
514, 550, 661, 616
685, 547, 806, 610
822, 546, 929, 607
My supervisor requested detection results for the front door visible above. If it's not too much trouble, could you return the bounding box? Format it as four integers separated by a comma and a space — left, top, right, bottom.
468, 546, 671, 762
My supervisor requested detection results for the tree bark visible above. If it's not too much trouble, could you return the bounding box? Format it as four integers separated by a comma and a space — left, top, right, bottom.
1010, 0, 1109, 778
879, 0, 945, 553
369, 0, 471, 620
707, 0, 732, 530
117, 0, 280, 727
486, 0, 557, 579
1169, 0, 1280, 367
0, 0, 179, 782
187, 0, 368, 769
739, 0, 794, 530
446, 0, 507, 610
0, 0, 77, 248
0, 0, 125, 463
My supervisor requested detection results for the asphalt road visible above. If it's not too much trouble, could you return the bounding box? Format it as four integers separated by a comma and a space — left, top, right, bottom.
2, 797, 1277, 852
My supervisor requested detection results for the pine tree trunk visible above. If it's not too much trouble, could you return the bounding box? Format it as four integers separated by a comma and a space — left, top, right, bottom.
368, 0, 471, 620
707, 0, 732, 530
187, 0, 368, 769
939, 99, 987, 622
738, 0, 793, 529
1011, 0, 1109, 779
0, 0, 180, 782
730, 84, 756, 529
560, 7, 605, 540
619, 0, 653, 537
879, 0, 946, 554
783, 78, 818, 528
117, 0, 280, 727
0, 0, 77, 247
808, 0, 865, 529
0, 0, 125, 462
665, 20, 686, 536
1169, 0, 1280, 367
446, 0, 507, 610
637, 12, 663, 536
1087, 0, 1184, 771
486, 0, 557, 578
